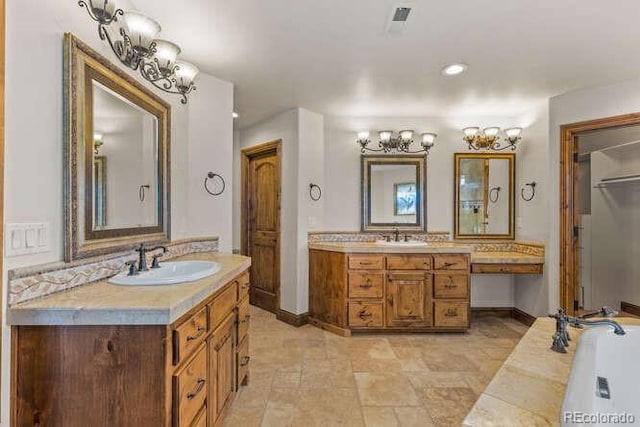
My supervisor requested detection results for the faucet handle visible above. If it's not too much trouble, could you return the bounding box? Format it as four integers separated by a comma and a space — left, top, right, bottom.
135, 243, 146, 253
550, 332, 568, 353
125, 260, 138, 276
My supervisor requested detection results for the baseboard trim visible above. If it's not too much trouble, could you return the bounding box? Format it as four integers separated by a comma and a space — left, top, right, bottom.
276, 309, 309, 327
471, 307, 537, 327
621, 301, 640, 317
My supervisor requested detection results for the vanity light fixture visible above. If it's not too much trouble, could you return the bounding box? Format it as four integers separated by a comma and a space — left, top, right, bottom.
357, 130, 437, 154
462, 126, 523, 151
78, 1, 198, 104
93, 133, 104, 155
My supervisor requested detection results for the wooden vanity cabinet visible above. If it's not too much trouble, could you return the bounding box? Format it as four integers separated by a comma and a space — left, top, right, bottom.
309, 250, 470, 334
11, 269, 251, 427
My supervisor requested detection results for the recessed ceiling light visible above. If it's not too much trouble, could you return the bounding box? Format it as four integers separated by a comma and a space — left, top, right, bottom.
233, 112, 239, 119
442, 63, 468, 76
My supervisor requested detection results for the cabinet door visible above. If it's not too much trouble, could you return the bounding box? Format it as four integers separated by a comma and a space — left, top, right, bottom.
385, 273, 432, 327
209, 312, 236, 424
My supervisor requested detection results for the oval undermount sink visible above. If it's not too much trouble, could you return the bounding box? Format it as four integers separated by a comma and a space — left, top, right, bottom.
375, 240, 429, 247
108, 260, 221, 286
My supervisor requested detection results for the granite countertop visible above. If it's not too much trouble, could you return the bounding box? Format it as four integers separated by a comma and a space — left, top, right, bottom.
463, 316, 640, 426
7, 252, 251, 326
308, 241, 473, 254
470, 251, 544, 264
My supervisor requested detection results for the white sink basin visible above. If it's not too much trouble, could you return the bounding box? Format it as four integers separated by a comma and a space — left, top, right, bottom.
375, 240, 429, 247
108, 261, 221, 286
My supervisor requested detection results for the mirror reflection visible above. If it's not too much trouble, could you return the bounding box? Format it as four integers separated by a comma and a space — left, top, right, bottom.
454, 153, 515, 239
91, 81, 159, 230
361, 155, 426, 232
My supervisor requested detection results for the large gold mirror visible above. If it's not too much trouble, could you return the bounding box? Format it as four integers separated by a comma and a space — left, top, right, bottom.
454, 153, 515, 239
361, 155, 427, 232
64, 34, 170, 260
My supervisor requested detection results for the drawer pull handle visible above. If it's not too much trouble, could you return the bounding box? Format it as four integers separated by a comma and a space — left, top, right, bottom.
240, 356, 251, 366
359, 261, 374, 266
358, 310, 372, 319
215, 333, 232, 351
186, 325, 206, 342
360, 279, 373, 289
444, 308, 458, 317
444, 277, 457, 289
442, 262, 455, 268
186, 378, 206, 400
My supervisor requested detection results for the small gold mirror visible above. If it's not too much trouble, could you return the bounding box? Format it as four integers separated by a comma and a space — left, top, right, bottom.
454, 153, 515, 239
64, 34, 171, 260
361, 155, 427, 232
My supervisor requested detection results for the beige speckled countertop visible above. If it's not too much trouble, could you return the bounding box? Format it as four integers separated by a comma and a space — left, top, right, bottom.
7, 253, 250, 326
463, 316, 640, 426
308, 242, 544, 264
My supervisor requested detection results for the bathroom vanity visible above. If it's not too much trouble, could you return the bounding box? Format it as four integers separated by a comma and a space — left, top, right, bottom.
9, 253, 250, 427
308, 243, 473, 335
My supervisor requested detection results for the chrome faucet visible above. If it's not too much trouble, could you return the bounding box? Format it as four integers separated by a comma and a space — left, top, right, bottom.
579, 306, 618, 319
393, 227, 400, 242
135, 243, 149, 272
550, 308, 625, 353
149, 246, 168, 268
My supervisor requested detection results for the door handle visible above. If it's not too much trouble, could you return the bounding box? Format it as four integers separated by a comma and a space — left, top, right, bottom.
358, 310, 372, 319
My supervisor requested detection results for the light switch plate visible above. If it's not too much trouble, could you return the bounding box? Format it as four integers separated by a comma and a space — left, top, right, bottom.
6, 223, 51, 256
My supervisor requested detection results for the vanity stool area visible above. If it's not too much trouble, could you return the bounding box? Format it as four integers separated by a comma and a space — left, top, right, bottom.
9, 254, 251, 427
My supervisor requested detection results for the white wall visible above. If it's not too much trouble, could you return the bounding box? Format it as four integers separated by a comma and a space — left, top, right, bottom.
3, 1, 233, 424
546, 77, 640, 316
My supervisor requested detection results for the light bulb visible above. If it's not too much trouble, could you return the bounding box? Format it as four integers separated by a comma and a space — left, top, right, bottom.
174, 61, 199, 90
399, 130, 414, 142
505, 127, 522, 139
379, 131, 393, 143
357, 131, 370, 142
442, 63, 468, 76
463, 127, 479, 137
483, 127, 500, 138
153, 39, 181, 75
123, 11, 161, 55
421, 133, 437, 147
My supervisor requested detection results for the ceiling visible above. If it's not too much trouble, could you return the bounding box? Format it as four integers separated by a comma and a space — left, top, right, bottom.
129, 0, 640, 128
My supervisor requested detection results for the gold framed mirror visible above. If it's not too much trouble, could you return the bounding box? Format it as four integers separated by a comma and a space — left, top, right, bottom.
64, 33, 171, 261
361, 155, 427, 232
454, 153, 515, 239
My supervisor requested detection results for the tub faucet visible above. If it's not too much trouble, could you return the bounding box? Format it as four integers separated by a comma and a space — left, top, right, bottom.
550, 308, 626, 353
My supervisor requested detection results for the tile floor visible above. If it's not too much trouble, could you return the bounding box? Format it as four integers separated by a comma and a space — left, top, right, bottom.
223, 306, 529, 427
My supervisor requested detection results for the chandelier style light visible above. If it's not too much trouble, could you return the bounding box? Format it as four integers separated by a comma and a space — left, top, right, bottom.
79, 0, 198, 104
462, 127, 523, 151
357, 130, 437, 154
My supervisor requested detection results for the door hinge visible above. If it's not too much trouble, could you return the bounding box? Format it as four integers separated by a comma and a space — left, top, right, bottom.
573, 226, 580, 239
574, 300, 579, 311
573, 152, 579, 163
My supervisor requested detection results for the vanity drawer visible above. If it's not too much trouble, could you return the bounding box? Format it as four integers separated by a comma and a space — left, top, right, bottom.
471, 263, 543, 274
348, 255, 384, 270
386, 255, 432, 270
209, 281, 238, 330
433, 300, 469, 328
433, 255, 469, 271
349, 301, 384, 328
237, 296, 250, 343
173, 343, 208, 427
433, 274, 469, 299
237, 336, 250, 388
173, 307, 208, 365
238, 271, 251, 300
348, 272, 384, 298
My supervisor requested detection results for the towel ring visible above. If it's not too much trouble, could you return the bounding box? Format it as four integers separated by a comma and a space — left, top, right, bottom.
204, 172, 226, 196
309, 183, 322, 201
521, 182, 536, 202
489, 186, 501, 203
139, 185, 150, 202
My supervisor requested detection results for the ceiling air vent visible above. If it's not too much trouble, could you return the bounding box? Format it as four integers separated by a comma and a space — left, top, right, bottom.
392, 7, 412, 22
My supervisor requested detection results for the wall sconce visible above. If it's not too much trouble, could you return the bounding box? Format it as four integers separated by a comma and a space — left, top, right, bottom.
357, 130, 437, 154
462, 127, 522, 151
93, 133, 104, 155
78, 0, 198, 104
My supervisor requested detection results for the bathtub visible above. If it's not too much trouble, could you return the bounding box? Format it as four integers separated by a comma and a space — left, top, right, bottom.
562, 325, 639, 426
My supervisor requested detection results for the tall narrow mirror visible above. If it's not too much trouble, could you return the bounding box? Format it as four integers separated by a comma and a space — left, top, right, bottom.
454, 153, 515, 239
64, 33, 170, 260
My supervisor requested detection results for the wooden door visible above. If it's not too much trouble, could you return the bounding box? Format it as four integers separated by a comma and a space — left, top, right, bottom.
241, 141, 281, 313
386, 272, 432, 327
208, 313, 236, 423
